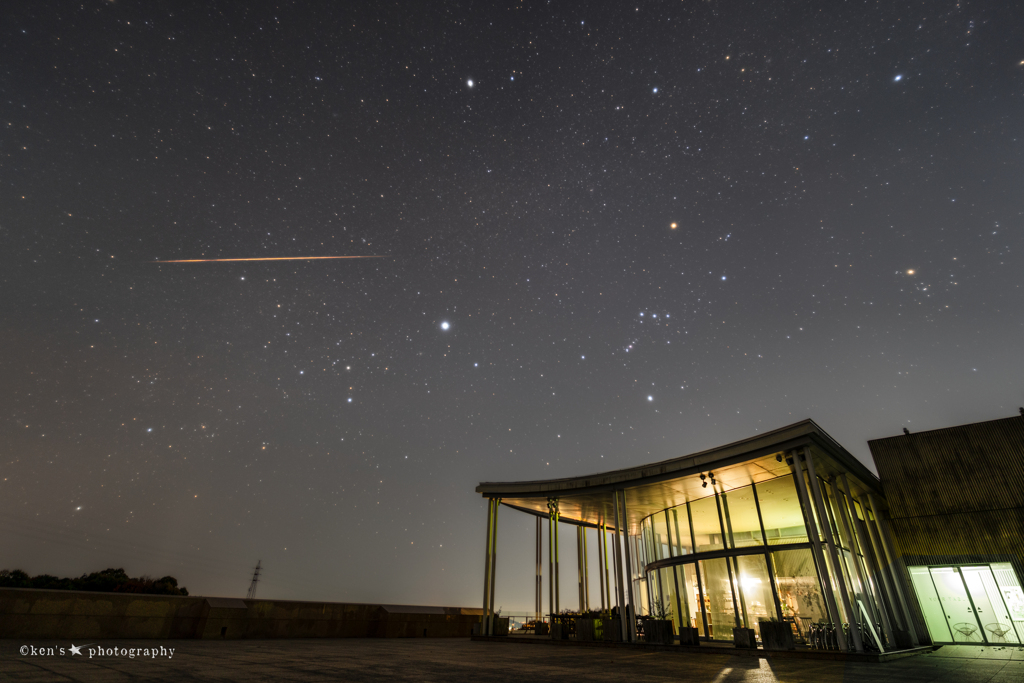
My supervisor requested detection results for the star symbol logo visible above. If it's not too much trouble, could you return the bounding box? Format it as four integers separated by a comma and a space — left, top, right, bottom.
69, 644, 85, 656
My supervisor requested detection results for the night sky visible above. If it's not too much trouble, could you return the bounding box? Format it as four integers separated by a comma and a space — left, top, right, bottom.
2, 1, 1022, 612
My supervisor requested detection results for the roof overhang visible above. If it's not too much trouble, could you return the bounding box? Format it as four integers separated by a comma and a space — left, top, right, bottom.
476, 419, 881, 533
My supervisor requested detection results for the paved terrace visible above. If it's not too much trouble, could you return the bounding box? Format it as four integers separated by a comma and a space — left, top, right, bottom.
4, 640, 1024, 682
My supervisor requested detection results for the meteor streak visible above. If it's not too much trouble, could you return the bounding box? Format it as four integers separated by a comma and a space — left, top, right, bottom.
152, 255, 388, 263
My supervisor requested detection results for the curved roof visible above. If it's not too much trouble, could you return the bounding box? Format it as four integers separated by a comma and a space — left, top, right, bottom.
476, 419, 882, 533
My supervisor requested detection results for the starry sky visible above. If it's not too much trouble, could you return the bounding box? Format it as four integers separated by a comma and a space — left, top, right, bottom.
2, 1, 1022, 612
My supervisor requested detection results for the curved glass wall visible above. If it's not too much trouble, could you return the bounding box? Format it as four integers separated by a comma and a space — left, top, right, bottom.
638, 472, 881, 643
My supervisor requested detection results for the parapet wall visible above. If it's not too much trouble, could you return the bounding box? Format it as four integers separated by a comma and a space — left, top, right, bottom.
0, 588, 483, 640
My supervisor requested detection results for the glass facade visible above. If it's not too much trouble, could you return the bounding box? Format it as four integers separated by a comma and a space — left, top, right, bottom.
908, 563, 1024, 644
638, 468, 891, 647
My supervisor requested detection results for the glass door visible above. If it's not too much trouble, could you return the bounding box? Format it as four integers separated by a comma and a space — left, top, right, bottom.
961, 566, 1021, 644
929, 567, 984, 642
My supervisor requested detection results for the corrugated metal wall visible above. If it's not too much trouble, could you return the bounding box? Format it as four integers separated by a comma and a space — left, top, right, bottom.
868, 414, 1024, 641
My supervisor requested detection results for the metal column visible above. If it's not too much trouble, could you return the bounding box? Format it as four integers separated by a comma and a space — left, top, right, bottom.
752, 481, 784, 622
618, 489, 636, 642
868, 493, 921, 646
577, 526, 586, 611
804, 449, 863, 652
554, 500, 560, 613
536, 515, 543, 622
482, 498, 494, 635
835, 475, 895, 648
687, 501, 710, 638
488, 498, 499, 636
548, 499, 555, 626
582, 526, 590, 611
598, 520, 606, 610
597, 523, 606, 611
612, 491, 628, 641
714, 490, 743, 629
789, 450, 849, 651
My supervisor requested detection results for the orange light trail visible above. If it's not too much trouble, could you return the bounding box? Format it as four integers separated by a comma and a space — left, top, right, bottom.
153, 255, 389, 263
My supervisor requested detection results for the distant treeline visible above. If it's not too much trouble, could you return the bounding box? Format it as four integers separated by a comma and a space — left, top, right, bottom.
0, 567, 188, 596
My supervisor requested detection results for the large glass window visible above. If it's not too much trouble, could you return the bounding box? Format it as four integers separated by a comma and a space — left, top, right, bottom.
690, 494, 725, 553
736, 554, 778, 636
670, 507, 693, 556
755, 475, 811, 544
992, 563, 1024, 640
770, 548, 827, 640
719, 485, 763, 548
686, 563, 708, 636
700, 557, 737, 640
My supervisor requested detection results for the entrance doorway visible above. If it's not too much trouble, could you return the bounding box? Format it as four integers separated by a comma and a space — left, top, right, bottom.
909, 563, 1024, 644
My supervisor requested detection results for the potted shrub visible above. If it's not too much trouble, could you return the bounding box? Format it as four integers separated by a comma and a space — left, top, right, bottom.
644, 598, 675, 645
758, 618, 795, 650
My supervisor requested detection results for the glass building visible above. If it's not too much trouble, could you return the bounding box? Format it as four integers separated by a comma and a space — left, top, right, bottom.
476, 420, 921, 651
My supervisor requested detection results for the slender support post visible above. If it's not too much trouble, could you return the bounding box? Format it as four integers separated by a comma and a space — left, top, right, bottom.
583, 526, 590, 611
482, 498, 494, 634
602, 522, 612, 610
548, 499, 555, 627
868, 493, 921, 646
488, 498, 500, 635
752, 481, 783, 621
612, 492, 628, 641
619, 490, 637, 641
554, 500, 560, 613
597, 522, 606, 610
834, 476, 894, 647
687, 501, 710, 638
804, 448, 862, 652
536, 515, 542, 622
858, 496, 903, 630
714, 490, 743, 629
577, 526, 585, 611
853, 496, 902, 634
789, 450, 848, 651
668, 509, 685, 630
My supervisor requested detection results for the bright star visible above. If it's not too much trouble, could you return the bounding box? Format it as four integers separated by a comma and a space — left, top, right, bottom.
647, 396, 653, 401
467, 79, 474, 88
652, 87, 658, 93
721, 276, 727, 280
894, 74, 903, 82
69, 644, 84, 656
441, 321, 450, 330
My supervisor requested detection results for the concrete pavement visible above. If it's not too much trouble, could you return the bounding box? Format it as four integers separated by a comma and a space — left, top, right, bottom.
4, 639, 1024, 682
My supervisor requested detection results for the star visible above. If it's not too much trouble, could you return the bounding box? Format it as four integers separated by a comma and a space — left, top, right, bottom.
69, 644, 85, 656
440, 321, 450, 330
894, 74, 903, 81
467, 79, 474, 88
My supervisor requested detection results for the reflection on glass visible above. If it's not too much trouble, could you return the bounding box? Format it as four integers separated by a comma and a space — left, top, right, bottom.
992, 563, 1024, 641
720, 486, 763, 548
909, 566, 953, 643
650, 514, 669, 559
671, 507, 693, 556
756, 475, 811, 544
930, 567, 982, 642
700, 557, 736, 640
685, 563, 708, 636
960, 566, 1018, 644
736, 554, 777, 636
690, 494, 725, 553
771, 548, 827, 640
656, 566, 690, 633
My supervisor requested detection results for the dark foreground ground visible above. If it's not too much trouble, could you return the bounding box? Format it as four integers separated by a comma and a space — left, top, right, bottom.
3, 639, 1024, 682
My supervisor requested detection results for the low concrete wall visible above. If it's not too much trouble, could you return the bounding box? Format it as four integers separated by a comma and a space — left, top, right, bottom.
0, 588, 483, 640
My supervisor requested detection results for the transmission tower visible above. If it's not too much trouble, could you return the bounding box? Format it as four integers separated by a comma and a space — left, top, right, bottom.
246, 560, 261, 600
